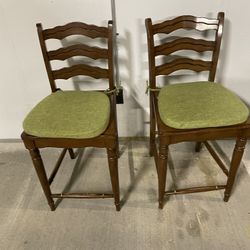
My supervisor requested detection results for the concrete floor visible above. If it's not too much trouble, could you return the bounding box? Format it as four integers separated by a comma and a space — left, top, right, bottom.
1, 138, 250, 250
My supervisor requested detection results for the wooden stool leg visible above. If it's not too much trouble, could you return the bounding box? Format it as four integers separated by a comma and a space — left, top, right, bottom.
149, 94, 156, 156
158, 145, 168, 209
116, 136, 120, 158
224, 137, 247, 202
195, 142, 203, 152
68, 148, 76, 159
107, 148, 120, 211
29, 148, 55, 211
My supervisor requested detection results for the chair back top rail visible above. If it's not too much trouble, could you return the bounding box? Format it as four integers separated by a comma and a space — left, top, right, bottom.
43, 22, 109, 40
152, 15, 220, 34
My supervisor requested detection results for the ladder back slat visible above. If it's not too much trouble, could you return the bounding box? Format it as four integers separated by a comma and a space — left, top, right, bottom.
155, 58, 211, 75
52, 64, 109, 80
155, 38, 215, 56
36, 21, 114, 91
145, 13, 224, 81
48, 44, 108, 61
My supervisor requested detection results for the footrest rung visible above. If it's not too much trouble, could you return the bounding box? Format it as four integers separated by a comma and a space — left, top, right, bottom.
165, 185, 226, 195
51, 193, 114, 199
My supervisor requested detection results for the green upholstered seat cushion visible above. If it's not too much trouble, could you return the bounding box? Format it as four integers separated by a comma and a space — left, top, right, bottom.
158, 81, 249, 129
23, 91, 110, 138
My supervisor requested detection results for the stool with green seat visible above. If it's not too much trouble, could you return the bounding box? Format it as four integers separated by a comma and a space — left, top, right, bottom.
145, 12, 250, 209
21, 21, 120, 211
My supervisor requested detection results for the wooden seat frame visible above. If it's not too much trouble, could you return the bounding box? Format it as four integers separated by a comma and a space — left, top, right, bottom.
145, 12, 250, 209
21, 21, 120, 211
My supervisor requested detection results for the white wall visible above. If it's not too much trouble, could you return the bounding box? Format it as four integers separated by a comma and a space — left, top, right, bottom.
0, 0, 250, 138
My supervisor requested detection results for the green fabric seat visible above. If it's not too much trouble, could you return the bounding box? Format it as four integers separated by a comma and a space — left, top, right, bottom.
23, 91, 110, 138
158, 81, 249, 129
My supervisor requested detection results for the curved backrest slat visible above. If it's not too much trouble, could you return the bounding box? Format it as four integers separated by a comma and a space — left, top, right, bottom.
48, 44, 108, 61
43, 22, 108, 40
156, 58, 212, 76
52, 64, 109, 80
37, 21, 114, 92
145, 12, 224, 87
155, 38, 215, 56
153, 15, 219, 34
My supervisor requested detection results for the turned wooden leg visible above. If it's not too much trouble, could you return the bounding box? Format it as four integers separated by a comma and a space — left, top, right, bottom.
68, 148, 76, 159
116, 136, 120, 158
158, 144, 168, 209
29, 148, 55, 211
149, 93, 156, 157
195, 142, 203, 152
107, 147, 120, 211
224, 137, 247, 202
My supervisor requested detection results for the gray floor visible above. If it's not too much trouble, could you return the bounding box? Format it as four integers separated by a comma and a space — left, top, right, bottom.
1, 138, 250, 250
